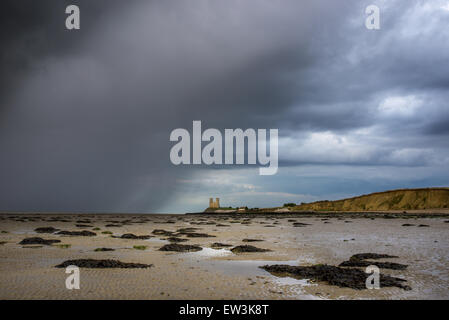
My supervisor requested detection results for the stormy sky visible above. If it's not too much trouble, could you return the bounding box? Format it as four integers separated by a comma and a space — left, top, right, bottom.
1, 0, 449, 213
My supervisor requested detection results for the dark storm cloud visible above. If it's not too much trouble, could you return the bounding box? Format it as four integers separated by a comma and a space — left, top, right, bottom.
426, 119, 449, 135
0, 1, 133, 111
0, 0, 348, 212
1, 0, 448, 212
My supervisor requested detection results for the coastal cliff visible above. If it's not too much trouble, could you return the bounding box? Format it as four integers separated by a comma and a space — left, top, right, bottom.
293, 188, 449, 211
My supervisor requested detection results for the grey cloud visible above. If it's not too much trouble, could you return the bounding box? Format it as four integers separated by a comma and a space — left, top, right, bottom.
1, 0, 448, 213
0, 0, 347, 212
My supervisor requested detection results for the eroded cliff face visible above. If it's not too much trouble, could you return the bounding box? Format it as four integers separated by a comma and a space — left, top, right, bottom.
293, 188, 449, 211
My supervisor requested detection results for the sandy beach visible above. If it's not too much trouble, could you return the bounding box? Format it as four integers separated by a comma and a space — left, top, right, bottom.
0, 212, 448, 300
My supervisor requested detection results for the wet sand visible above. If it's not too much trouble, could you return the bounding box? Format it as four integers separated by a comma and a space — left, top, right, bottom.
0, 213, 448, 299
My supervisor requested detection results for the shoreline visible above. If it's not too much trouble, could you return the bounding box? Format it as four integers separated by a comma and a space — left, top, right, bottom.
187, 210, 449, 218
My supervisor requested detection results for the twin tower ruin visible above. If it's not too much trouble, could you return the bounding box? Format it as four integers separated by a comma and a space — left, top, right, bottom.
209, 198, 220, 208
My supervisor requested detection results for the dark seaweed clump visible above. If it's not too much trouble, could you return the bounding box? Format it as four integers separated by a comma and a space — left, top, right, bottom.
55, 259, 152, 268
260, 264, 410, 290
184, 232, 216, 238
166, 237, 188, 243
231, 245, 271, 253
176, 228, 200, 233
56, 230, 96, 236
158, 244, 202, 252
118, 233, 151, 240
19, 237, 61, 245
210, 243, 233, 248
292, 222, 311, 227
349, 253, 399, 260
34, 227, 60, 234
338, 253, 407, 270
152, 229, 174, 236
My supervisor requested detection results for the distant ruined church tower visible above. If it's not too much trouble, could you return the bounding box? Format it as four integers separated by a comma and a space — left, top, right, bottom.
209, 197, 220, 208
